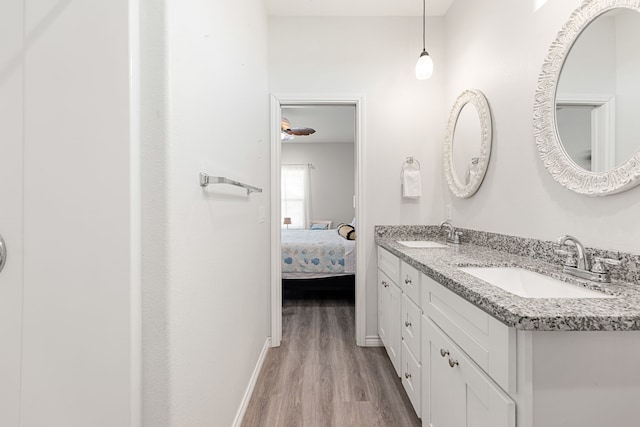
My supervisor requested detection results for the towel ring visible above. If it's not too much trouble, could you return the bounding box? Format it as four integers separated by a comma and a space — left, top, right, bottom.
401, 157, 421, 179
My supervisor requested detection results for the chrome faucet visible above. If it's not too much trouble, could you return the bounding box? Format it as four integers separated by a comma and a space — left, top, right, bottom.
440, 220, 461, 244
555, 235, 620, 283
556, 235, 590, 271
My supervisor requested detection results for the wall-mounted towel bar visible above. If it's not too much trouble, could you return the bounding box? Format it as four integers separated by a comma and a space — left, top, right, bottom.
199, 172, 263, 195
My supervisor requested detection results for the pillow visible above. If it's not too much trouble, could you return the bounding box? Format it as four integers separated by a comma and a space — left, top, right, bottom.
310, 223, 329, 230
337, 223, 356, 240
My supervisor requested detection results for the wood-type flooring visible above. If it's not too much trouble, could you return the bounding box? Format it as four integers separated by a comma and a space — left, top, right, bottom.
241, 298, 421, 427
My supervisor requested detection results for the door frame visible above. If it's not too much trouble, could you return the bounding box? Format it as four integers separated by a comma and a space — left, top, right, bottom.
270, 93, 366, 347
556, 93, 616, 172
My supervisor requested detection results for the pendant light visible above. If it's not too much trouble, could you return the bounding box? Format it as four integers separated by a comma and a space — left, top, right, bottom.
415, 0, 433, 80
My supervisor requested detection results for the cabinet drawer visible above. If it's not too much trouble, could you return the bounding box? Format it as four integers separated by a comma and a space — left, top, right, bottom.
401, 261, 420, 305
401, 294, 422, 362
421, 273, 516, 393
378, 247, 400, 285
423, 317, 515, 427
401, 340, 422, 418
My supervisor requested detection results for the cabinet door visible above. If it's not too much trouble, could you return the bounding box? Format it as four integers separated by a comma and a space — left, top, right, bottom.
378, 270, 390, 346
423, 317, 515, 427
424, 317, 456, 427
450, 342, 515, 427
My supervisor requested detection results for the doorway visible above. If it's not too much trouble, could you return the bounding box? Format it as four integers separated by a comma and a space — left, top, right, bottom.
556, 94, 616, 172
270, 94, 366, 347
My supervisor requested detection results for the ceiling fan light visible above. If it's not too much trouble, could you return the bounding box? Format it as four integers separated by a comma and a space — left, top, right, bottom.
281, 132, 295, 141
415, 50, 433, 80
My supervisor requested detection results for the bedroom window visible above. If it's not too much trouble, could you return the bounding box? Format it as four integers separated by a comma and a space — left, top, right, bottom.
281, 164, 310, 229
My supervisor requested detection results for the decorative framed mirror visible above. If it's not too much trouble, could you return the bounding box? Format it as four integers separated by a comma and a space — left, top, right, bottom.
444, 89, 493, 198
534, 0, 640, 196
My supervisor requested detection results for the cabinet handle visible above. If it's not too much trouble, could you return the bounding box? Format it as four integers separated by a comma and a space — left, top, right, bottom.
405, 277, 412, 285
448, 358, 459, 368
440, 349, 449, 358
0, 234, 6, 274
382, 280, 389, 288
405, 321, 412, 327
404, 372, 412, 379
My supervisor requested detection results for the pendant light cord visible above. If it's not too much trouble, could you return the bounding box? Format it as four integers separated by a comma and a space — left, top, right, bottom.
422, 0, 426, 52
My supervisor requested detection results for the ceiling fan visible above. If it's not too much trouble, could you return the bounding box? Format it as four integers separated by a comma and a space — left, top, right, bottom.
281, 117, 316, 141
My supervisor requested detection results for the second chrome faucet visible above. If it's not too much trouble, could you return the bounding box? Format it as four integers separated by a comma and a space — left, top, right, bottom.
555, 234, 620, 283
440, 220, 462, 245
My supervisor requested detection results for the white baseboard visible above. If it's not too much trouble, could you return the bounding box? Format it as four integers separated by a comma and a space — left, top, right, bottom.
231, 337, 271, 427
365, 335, 383, 347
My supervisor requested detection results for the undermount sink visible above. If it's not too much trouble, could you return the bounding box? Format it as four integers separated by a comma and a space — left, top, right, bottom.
459, 266, 614, 299
398, 241, 448, 249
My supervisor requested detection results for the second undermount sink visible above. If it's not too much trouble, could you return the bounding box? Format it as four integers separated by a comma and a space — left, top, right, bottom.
459, 266, 614, 299
398, 241, 448, 249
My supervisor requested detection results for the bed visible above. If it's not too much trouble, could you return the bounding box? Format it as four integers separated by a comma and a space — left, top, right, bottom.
281, 229, 356, 280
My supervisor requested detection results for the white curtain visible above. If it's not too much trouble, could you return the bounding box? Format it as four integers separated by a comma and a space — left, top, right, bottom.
281, 164, 311, 229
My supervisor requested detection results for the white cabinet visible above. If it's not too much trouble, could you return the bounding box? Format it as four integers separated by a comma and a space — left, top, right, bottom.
378, 245, 512, 424
380, 276, 402, 376
421, 271, 516, 427
379, 243, 640, 427
401, 294, 422, 416
422, 273, 516, 393
378, 248, 402, 376
423, 316, 515, 427
377, 246, 422, 416
399, 262, 422, 417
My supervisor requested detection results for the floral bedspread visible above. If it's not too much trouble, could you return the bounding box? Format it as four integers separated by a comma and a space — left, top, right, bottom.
281, 229, 347, 274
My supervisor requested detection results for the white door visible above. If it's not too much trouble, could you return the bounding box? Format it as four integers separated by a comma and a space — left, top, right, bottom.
0, 0, 24, 424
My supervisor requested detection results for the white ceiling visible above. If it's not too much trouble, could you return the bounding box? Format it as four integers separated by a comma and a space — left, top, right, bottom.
265, 0, 454, 17
282, 105, 355, 144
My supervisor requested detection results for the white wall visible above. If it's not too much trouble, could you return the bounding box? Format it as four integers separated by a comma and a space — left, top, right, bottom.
269, 16, 446, 338
0, 2, 25, 424
140, 0, 169, 425
142, 0, 271, 425
282, 143, 355, 227
443, 0, 640, 253
7, 0, 135, 425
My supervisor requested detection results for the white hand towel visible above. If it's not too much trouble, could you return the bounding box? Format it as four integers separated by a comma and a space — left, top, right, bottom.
402, 170, 422, 199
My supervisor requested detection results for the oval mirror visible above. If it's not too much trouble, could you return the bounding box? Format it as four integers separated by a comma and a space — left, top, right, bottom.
534, 0, 640, 196
444, 89, 492, 198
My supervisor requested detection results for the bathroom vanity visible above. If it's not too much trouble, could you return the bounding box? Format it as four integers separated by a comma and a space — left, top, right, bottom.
376, 227, 640, 427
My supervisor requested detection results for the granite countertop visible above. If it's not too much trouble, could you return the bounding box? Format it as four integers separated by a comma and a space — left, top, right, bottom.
376, 238, 640, 331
